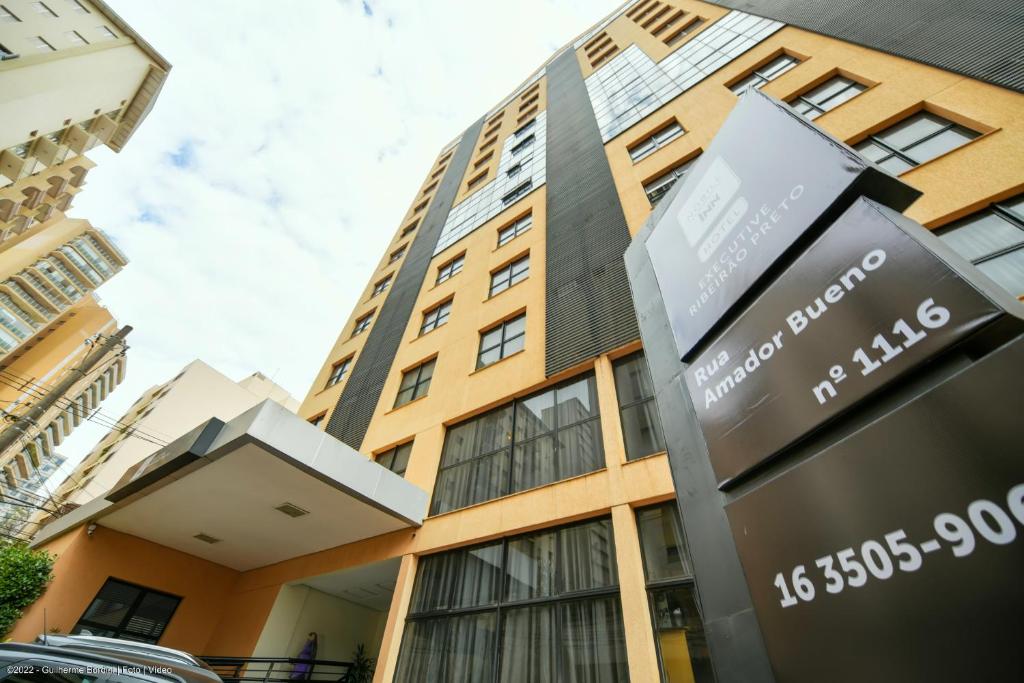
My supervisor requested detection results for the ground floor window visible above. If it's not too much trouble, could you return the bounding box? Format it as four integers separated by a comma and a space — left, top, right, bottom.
396, 517, 629, 681
637, 503, 715, 682
72, 578, 181, 644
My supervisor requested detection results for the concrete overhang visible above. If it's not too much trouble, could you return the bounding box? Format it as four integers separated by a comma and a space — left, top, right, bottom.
31, 401, 428, 571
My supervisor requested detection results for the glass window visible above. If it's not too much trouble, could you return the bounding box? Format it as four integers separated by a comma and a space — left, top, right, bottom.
69, 0, 89, 13
436, 254, 464, 284
614, 351, 666, 460
629, 121, 686, 163
501, 181, 533, 206
497, 214, 533, 247
514, 118, 536, 137
371, 275, 392, 297
389, 244, 407, 264
636, 503, 712, 683
854, 111, 980, 174
397, 518, 627, 683
790, 75, 866, 120
420, 299, 452, 335
0, 6, 21, 22
730, 53, 800, 93
308, 413, 326, 428
431, 372, 602, 514
477, 313, 526, 368
395, 358, 435, 407
489, 254, 530, 297
937, 194, 1024, 296
64, 30, 88, 45
352, 311, 373, 336
32, 1, 57, 16
510, 134, 535, 155
326, 356, 352, 387
401, 220, 418, 237
645, 157, 698, 207
377, 442, 412, 477
73, 578, 181, 644
96, 25, 117, 40
666, 17, 704, 45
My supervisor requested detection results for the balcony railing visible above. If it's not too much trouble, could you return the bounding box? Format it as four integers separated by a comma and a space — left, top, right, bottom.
202, 657, 354, 683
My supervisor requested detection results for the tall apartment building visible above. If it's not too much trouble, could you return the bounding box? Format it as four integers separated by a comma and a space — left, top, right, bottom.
0, 0, 168, 511
12, 1, 1022, 681
48, 359, 299, 509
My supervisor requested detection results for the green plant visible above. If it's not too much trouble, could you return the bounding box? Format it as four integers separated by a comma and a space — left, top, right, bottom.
339, 643, 374, 683
0, 543, 55, 639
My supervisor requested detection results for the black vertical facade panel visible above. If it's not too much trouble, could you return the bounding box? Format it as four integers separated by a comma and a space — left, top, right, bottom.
326, 118, 484, 449
544, 49, 640, 377
624, 183, 776, 683
710, 0, 1024, 93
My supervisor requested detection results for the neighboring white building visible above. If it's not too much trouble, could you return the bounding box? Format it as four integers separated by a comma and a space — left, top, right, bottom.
51, 359, 299, 507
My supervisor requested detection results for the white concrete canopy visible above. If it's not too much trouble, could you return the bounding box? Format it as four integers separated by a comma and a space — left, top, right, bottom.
32, 401, 428, 571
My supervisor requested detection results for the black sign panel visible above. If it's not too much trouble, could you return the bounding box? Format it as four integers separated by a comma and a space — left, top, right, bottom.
685, 198, 1002, 487
726, 337, 1024, 683
645, 89, 920, 360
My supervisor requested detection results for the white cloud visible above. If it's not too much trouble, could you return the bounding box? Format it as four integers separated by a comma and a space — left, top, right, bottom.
54, 0, 621, 467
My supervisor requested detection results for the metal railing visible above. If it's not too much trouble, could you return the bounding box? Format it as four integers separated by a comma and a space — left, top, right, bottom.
202, 657, 353, 683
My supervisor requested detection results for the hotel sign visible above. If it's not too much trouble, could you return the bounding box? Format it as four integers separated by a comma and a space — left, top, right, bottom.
684, 198, 1002, 487
645, 89, 920, 360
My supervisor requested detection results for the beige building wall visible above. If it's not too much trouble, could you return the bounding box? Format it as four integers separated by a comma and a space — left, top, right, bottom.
55, 359, 300, 506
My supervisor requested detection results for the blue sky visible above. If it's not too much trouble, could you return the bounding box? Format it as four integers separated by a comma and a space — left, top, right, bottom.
56, 0, 621, 465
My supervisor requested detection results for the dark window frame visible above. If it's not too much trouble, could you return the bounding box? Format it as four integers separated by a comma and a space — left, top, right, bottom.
501, 180, 533, 206
420, 299, 453, 336
396, 516, 628, 682
644, 156, 699, 207
371, 274, 392, 298
936, 194, 1024, 295
854, 110, 981, 174
497, 213, 533, 247
613, 351, 667, 460
636, 502, 714, 683
395, 358, 436, 408
788, 74, 867, 120
326, 356, 353, 387
352, 311, 374, 337
488, 254, 530, 297
430, 370, 603, 515
628, 120, 685, 163
436, 253, 465, 284
388, 244, 407, 264
73, 577, 182, 644
509, 134, 535, 155
476, 313, 526, 368
729, 52, 801, 94
377, 441, 412, 477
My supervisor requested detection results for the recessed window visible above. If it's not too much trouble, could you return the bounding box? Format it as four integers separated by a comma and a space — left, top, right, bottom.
501, 180, 533, 206
73, 579, 181, 644
420, 299, 452, 335
422, 180, 438, 196
467, 169, 488, 189
377, 442, 412, 477
489, 254, 530, 297
937, 193, 1024, 296
326, 356, 353, 387
514, 118, 536, 137
510, 135, 535, 155
498, 213, 532, 247
371, 274, 392, 297
352, 311, 374, 337
730, 53, 801, 94
401, 220, 418, 237
436, 253, 464, 284
69, 0, 89, 13
854, 111, 981, 175
637, 502, 714, 683
613, 351, 666, 460
27, 36, 55, 52
32, 1, 57, 17
506, 162, 523, 178
395, 358, 435, 407
96, 25, 117, 40
628, 121, 685, 163
0, 5, 20, 22
388, 244, 407, 264
309, 413, 326, 428
666, 17, 704, 46
790, 75, 867, 120
396, 517, 627, 680
474, 151, 494, 169
644, 156, 699, 207
477, 313, 525, 369
430, 371, 602, 514
413, 199, 428, 214
64, 30, 88, 45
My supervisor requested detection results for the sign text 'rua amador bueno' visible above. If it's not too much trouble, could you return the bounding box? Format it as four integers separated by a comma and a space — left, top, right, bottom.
685, 198, 1004, 486
645, 88, 920, 360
